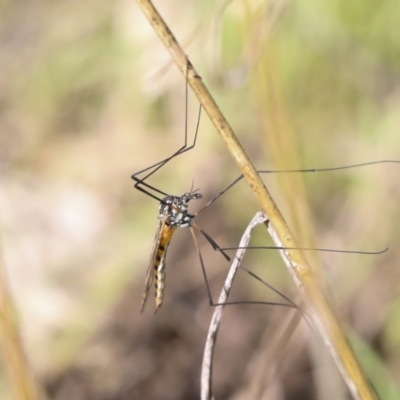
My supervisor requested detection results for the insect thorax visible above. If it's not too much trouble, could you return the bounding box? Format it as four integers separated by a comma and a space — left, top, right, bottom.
159, 192, 202, 228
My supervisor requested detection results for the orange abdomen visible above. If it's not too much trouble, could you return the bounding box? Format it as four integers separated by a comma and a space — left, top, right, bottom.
154, 225, 177, 312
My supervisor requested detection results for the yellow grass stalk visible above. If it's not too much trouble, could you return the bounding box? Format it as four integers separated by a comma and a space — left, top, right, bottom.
0, 245, 41, 400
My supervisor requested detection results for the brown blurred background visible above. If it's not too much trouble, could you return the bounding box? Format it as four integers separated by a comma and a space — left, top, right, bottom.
1, 0, 400, 399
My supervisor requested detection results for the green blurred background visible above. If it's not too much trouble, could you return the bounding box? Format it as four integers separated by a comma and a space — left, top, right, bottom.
1, 0, 400, 399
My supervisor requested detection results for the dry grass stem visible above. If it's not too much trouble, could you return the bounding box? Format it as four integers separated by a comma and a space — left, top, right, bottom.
0, 244, 41, 400
201, 212, 268, 400
136, 1, 377, 398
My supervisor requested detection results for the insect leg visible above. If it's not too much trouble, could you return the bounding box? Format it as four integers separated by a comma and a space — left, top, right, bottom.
131, 63, 202, 201
219, 245, 389, 255
190, 223, 305, 312
195, 159, 400, 216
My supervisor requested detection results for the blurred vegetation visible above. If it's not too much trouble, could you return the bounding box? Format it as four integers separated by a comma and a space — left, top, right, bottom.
1, 0, 400, 399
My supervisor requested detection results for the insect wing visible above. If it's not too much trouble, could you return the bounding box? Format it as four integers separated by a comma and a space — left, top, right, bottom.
140, 217, 168, 313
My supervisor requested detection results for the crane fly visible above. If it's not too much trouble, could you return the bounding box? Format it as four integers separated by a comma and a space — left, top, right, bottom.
141, 190, 201, 313
132, 67, 399, 314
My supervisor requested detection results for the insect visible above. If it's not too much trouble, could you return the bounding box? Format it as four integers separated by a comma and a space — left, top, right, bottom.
131, 70, 205, 313
140, 190, 202, 313
132, 73, 399, 314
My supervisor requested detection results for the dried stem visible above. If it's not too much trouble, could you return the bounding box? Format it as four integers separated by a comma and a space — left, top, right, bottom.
0, 242, 41, 400
135, 1, 377, 399
201, 212, 268, 400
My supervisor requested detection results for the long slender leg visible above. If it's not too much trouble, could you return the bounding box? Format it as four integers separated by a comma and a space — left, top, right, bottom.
131, 106, 202, 194
197, 194, 388, 256
189, 225, 306, 312
131, 107, 202, 201
218, 245, 389, 255
195, 160, 400, 215
131, 61, 202, 202
193, 231, 387, 328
